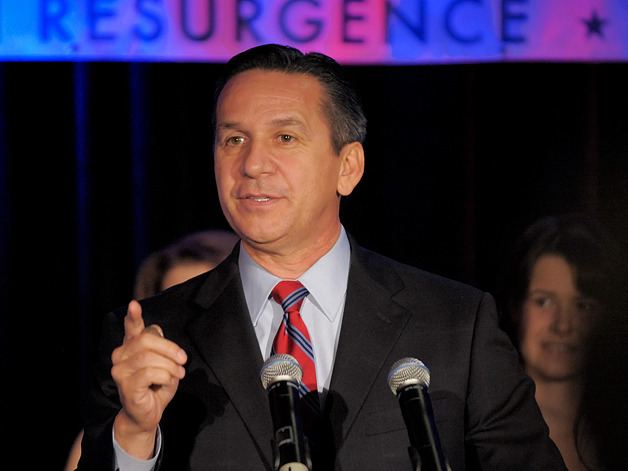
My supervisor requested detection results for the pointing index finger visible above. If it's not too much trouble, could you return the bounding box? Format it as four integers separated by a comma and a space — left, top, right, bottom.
123, 299, 145, 341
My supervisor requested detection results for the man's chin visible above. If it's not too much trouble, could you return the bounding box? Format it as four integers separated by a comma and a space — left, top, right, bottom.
240, 233, 286, 250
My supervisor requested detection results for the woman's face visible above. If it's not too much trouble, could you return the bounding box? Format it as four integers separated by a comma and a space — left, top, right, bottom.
520, 254, 599, 383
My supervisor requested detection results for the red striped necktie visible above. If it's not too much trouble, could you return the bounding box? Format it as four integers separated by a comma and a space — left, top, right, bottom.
271, 280, 318, 398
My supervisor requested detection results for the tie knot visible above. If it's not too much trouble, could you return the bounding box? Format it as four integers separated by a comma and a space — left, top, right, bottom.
271, 280, 309, 313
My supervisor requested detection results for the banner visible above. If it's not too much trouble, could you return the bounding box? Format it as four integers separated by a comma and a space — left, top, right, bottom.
1, 0, 627, 63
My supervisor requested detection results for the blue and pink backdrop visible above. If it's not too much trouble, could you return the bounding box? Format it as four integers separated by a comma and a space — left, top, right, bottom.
2, 0, 628, 62
1, 1, 627, 467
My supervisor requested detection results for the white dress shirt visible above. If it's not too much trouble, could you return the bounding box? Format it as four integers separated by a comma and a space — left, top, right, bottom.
240, 225, 350, 396
113, 226, 351, 470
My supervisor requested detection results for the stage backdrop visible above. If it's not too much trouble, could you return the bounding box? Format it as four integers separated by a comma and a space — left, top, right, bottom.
1, 0, 627, 62
1, 2, 628, 469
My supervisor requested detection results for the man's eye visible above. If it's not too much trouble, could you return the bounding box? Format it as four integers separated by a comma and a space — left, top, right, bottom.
278, 134, 295, 143
226, 136, 244, 145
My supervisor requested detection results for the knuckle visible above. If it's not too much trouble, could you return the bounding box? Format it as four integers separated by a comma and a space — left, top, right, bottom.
111, 346, 123, 364
111, 364, 122, 381
136, 350, 152, 365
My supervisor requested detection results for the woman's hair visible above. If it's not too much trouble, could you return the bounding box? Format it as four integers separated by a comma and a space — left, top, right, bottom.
133, 229, 239, 299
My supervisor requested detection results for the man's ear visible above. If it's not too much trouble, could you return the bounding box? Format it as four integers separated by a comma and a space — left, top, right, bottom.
337, 141, 365, 197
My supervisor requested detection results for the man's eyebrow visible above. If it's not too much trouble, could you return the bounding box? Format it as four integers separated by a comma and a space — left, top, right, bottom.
216, 117, 309, 134
270, 117, 305, 127
270, 117, 312, 136
216, 122, 239, 131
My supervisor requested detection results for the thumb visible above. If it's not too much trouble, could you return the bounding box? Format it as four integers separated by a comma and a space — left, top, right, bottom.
123, 299, 145, 341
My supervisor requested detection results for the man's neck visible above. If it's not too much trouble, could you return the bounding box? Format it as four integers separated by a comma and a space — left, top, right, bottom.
241, 225, 342, 279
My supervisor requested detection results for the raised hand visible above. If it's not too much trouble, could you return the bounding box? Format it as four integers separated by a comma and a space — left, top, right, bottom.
110, 299, 187, 459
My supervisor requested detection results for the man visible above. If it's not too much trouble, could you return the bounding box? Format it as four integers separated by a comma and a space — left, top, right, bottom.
78, 44, 566, 470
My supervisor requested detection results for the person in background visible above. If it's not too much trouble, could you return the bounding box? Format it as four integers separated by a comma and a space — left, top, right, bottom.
579, 252, 628, 471
133, 229, 239, 299
76, 43, 566, 470
497, 213, 622, 471
64, 229, 239, 471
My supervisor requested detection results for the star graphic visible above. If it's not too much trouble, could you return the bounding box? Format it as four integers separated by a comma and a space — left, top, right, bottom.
582, 10, 607, 38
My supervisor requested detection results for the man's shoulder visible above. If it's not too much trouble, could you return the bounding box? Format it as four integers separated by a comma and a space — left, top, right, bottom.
353, 243, 485, 300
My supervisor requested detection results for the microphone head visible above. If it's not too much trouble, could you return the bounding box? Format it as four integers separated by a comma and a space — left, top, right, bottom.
260, 353, 303, 390
387, 357, 431, 395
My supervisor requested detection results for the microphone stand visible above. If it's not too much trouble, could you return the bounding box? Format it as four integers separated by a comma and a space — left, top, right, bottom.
398, 384, 450, 471
408, 445, 421, 471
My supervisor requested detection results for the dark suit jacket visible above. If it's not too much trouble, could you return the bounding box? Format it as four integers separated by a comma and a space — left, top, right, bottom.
78, 239, 566, 470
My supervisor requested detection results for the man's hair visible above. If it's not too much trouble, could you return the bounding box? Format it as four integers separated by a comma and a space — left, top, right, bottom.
212, 43, 367, 153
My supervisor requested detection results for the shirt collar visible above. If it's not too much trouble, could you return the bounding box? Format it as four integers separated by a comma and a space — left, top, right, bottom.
239, 226, 351, 326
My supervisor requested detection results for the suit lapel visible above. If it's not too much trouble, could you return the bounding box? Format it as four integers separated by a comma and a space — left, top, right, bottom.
187, 253, 273, 467
179, 240, 411, 464
327, 244, 412, 442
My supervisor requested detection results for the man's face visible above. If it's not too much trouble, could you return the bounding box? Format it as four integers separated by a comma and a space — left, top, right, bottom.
214, 69, 351, 257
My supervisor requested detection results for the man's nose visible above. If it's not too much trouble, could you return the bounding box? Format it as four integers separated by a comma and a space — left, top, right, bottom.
242, 140, 274, 177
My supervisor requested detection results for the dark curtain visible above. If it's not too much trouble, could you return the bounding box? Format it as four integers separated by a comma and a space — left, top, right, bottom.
1, 61, 627, 467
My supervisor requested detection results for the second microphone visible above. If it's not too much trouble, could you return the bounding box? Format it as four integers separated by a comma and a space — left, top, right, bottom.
260, 353, 312, 471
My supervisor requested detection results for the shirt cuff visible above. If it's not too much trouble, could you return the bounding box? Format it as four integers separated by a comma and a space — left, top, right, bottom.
112, 426, 161, 471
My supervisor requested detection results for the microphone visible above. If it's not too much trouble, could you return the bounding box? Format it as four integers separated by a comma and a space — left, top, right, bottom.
260, 353, 311, 471
388, 357, 450, 471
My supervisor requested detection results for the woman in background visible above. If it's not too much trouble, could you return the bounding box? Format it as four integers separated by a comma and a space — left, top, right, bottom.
133, 229, 239, 299
497, 213, 623, 471
64, 229, 239, 471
